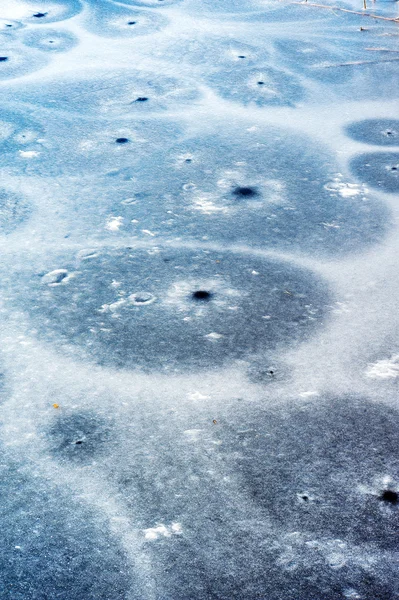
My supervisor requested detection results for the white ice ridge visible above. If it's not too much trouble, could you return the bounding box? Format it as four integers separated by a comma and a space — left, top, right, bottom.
366, 354, 399, 379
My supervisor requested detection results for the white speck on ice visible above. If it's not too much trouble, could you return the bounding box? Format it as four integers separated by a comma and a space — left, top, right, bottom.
299, 391, 319, 398
18, 150, 40, 158
205, 332, 224, 340
108, 298, 127, 313
188, 391, 211, 401
324, 179, 364, 198
98, 298, 127, 314
105, 216, 124, 232
144, 522, 183, 540
366, 354, 399, 379
192, 196, 229, 215
321, 222, 340, 229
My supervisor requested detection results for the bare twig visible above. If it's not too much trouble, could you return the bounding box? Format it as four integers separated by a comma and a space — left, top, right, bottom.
291, 2, 399, 22
365, 47, 399, 52
313, 57, 399, 67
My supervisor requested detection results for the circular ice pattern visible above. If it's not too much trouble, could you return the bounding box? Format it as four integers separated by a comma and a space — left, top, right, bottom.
85, 2, 168, 38
12, 0, 82, 24
22, 28, 78, 52
345, 119, 399, 147
350, 152, 399, 193
47, 411, 114, 464
0, 108, 46, 172
218, 396, 399, 549
0, 45, 48, 80
102, 125, 390, 256
207, 65, 304, 107
11, 246, 329, 372
4, 70, 199, 116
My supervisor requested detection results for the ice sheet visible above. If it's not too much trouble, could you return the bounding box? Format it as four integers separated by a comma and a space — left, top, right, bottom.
0, 0, 398, 598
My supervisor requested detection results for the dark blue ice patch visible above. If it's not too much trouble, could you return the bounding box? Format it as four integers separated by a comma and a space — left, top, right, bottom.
345, 119, 399, 146
216, 396, 399, 551
105, 400, 397, 599
20, 116, 182, 176
0, 450, 131, 599
4, 70, 200, 116
0, 46, 48, 80
0, 189, 31, 234
22, 28, 78, 53
46, 411, 114, 464
111, 126, 390, 256
147, 36, 267, 70
350, 152, 399, 193
11, 247, 329, 372
206, 65, 304, 107
84, 1, 168, 38
0, 108, 46, 172
0, 109, 44, 147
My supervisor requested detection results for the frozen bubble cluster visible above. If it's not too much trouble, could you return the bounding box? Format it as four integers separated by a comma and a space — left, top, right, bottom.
0, 0, 398, 598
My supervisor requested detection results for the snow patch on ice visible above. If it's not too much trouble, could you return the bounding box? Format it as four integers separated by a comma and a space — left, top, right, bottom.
366, 354, 399, 379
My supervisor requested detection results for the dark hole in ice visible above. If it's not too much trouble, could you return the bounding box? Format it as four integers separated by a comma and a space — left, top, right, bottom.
48, 412, 111, 463
54, 271, 68, 284
5, 24, 12, 28
379, 490, 398, 505
238, 55, 246, 59
128, 21, 137, 25
257, 81, 265, 85
135, 97, 148, 102
0, 57, 8, 62
391, 166, 398, 171
233, 186, 257, 198
300, 495, 309, 501
185, 158, 192, 163
116, 137, 129, 144
192, 290, 212, 301
33, 12, 48, 18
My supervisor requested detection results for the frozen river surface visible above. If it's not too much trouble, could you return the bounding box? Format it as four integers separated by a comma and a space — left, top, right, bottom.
0, 0, 398, 598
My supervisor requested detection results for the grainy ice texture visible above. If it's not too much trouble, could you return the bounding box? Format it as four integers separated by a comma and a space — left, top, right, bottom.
0, 0, 398, 598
